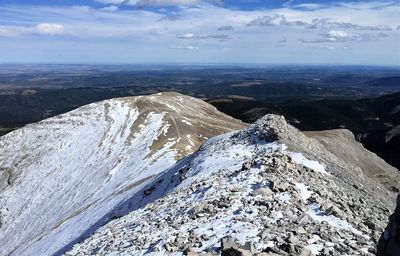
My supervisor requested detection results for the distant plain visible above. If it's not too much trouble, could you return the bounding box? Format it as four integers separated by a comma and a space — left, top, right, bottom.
0, 64, 399, 169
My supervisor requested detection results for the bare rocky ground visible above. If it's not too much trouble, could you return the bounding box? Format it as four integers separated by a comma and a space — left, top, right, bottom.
66, 115, 399, 256
305, 130, 400, 193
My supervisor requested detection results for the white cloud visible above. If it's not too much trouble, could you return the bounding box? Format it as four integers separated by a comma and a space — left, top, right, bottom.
0, 1, 399, 65
247, 15, 395, 31
137, 0, 208, 6
169, 45, 199, 50
93, 0, 222, 7
176, 33, 230, 40
300, 30, 390, 43
247, 15, 287, 26
327, 30, 349, 38
94, 0, 130, 4
323, 30, 390, 42
217, 25, 234, 31
0, 23, 64, 37
293, 3, 325, 10
36, 23, 64, 35
100, 5, 119, 12
306, 18, 393, 31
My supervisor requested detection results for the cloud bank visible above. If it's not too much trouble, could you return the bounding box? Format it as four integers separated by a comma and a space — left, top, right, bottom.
94, 0, 222, 7
0, 0, 399, 65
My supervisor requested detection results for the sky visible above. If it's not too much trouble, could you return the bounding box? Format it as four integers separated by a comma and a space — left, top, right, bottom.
0, 0, 399, 65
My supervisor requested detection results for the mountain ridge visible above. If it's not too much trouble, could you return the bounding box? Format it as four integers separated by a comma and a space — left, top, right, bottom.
66, 114, 399, 255
0, 92, 245, 256
0, 93, 398, 255
208, 92, 400, 170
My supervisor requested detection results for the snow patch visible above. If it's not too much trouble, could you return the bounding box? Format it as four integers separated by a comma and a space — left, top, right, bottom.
307, 204, 366, 237
182, 119, 193, 126
295, 183, 313, 202
306, 243, 324, 255
288, 152, 329, 175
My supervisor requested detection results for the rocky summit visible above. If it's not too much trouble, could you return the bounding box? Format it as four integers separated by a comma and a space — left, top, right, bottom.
0, 93, 398, 256
65, 114, 399, 256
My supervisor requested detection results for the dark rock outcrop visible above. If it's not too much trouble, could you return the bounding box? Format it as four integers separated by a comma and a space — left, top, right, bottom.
378, 195, 400, 255
221, 236, 254, 256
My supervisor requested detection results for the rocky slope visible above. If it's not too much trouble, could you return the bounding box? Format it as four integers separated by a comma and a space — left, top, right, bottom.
0, 92, 245, 256
67, 115, 399, 256
208, 92, 400, 171
305, 129, 400, 192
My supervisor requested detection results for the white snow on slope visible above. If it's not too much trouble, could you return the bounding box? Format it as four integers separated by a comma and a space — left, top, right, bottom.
266, 144, 328, 176
66, 135, 286, 255
0, 101, 174, 256
182, 119, 193, 126
67, 123, 371, 256
295, 183, 313, 202
295, 183, 366, 240
306, 204, 365, 237
0, 93, 245, 256
289, 152, 329, 175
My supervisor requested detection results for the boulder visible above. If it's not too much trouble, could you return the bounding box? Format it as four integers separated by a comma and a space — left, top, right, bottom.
221, 236, 237, 250
221, 236, 253, 256
183, 248, 199, 256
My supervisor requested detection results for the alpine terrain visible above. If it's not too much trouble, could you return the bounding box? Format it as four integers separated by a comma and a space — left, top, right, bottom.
64, 114, 400, 256
0, 93, 398, 256
0, 92, 245, 256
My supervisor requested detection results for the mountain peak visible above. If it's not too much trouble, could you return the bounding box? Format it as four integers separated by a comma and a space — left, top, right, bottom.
0, 94, 398, 256
66, 113, 398, 256
0, 93, 245, 256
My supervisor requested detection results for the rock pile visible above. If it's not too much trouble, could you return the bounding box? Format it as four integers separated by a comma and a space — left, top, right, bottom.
220, 236, 256, 256
65, 115, 397, 256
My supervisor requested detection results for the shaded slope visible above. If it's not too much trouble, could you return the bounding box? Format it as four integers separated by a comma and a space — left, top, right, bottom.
208, 92, 400, 170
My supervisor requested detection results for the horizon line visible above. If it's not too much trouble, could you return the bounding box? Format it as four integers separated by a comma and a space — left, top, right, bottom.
1, 63, 400, 68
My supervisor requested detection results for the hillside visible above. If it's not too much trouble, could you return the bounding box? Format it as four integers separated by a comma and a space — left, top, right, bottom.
305, 129, 399, 192
0, 92, 245, 256
66, 115, 399, 255
1, 94, 398, 256
208, 92, 400, 170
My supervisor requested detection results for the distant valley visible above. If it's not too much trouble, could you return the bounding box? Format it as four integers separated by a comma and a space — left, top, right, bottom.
2, 0, 400, 254
0, 65, 399, 171
209, 92, 400, 171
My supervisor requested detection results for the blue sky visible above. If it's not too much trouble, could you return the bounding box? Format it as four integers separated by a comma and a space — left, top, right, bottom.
0, 0, 399, 65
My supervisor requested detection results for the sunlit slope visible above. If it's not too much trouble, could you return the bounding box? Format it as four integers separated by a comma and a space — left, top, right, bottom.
0, 92, 245, 256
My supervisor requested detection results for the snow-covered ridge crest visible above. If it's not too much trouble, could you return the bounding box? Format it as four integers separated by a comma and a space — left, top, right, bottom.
0, 92, 245, 256
67, 114, 398, 256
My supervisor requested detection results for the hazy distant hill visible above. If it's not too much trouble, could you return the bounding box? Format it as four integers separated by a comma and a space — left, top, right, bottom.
365, 76, 400, 87
209, 92, 400, 170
